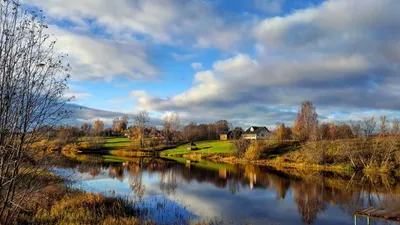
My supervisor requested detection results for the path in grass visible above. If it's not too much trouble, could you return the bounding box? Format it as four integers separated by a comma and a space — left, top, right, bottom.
161, 140, 233, 155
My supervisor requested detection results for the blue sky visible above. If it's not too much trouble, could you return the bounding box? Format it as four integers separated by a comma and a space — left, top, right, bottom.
22, 0, 400, 128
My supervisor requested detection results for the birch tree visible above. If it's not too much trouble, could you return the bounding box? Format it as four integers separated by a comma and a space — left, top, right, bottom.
134, 110, 149, 148
0, 1, 70, 223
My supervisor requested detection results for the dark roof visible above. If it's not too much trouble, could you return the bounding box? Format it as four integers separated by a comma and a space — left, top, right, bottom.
243, 126, 270, 134
219, 131, 232, 135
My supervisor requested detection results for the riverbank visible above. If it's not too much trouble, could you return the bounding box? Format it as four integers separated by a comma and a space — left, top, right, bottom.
160, 138, 400, 175
63, 136, 400, 175
12, 168, 152, 225
53, 152, 400, 225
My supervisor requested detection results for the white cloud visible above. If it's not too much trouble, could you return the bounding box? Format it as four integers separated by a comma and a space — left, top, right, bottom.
191, 62, 203, 71
129, 0, 400, 126
253, 0, 400, 52
48, 26, 158, 81
23, 0, 245, 50
24, 0, 400, 126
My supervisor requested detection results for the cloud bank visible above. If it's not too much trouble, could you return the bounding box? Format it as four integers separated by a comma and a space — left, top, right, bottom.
132, 0, 400, 126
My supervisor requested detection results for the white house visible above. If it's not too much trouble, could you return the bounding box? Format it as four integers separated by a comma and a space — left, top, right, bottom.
242, 126, 270, 140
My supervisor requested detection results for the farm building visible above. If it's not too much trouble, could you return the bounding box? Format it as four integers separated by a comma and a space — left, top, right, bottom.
219, 131, 233, 140
242, 126, 270, 140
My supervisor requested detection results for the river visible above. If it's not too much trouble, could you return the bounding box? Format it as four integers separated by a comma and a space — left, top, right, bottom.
53, 154, 400, 225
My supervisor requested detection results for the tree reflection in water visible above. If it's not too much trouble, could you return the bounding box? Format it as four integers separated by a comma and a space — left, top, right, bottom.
55, 155, 400, 225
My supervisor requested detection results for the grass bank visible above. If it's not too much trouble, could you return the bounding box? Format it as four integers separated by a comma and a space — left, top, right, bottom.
30, 187, 152, 225
103, 137, 134, 150
12, 167, 152, 225
160, 140, 233, 156
159, 138, 400, 175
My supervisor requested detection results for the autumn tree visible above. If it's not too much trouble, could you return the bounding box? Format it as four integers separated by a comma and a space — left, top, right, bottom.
318, 124, 330, 140
328, 123, 336, 140
335, 124, 353, 139
81, 123, 92, 136
133, 110, 150, 148
112, 116, 129, 134
93, 119, 105, 136
277, 123, 285, 142
292, 101, 318, 141
119, 115, 129, 132
0, 2, 71, 223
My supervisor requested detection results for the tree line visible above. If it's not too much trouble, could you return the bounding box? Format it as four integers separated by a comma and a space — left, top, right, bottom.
287, 101, 400, 142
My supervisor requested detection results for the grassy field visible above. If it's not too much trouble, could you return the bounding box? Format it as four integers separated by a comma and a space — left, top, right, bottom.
103, 137, 134, 150
161, 140, 233, 155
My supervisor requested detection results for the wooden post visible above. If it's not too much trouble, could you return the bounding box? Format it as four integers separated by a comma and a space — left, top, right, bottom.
367, 217, 370, 225
354, 215, 357, 225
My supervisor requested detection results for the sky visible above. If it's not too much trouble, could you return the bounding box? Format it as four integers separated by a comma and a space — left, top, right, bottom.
22, 0, 400, 128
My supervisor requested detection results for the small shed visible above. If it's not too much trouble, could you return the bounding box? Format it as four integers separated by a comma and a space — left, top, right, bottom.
187, 142, 198, 151
219, 131, 233, 140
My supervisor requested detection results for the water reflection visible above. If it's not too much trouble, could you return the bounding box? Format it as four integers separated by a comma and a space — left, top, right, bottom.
54, 155, 400, 225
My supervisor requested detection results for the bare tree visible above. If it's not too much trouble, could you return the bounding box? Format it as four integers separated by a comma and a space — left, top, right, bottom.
350, 120, 362, 138
380, 116, 389, 135
163, 112, 181, 146
112, 117, 120, 133
362, 117, 376, 138
134, 110, 150, 148
392, 119, 400, 136
231, 127, 243, 140
0, 2, 70, 223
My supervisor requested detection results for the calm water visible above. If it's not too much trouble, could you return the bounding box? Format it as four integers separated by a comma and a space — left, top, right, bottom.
54, 155, 400, 225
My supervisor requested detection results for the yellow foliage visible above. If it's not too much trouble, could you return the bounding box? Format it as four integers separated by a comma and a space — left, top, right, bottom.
244, 142, 264, 160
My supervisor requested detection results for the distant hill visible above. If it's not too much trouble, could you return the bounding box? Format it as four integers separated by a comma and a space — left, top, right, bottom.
62, 104, 162, 127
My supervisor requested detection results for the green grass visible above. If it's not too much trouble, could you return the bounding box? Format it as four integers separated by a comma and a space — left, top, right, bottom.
103, 137, 134, 150
161, 140, 233, 155
103, 155, 127, 163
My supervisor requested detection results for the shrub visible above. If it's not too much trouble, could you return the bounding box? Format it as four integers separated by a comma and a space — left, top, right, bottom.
61, 143, 79, 152
244, 142, 264, 160
79, 137, 106, 150
232, 139, 250, 157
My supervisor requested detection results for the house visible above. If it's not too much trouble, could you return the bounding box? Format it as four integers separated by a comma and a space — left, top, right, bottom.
219, 131, 233, 140
242, 126, 270, 140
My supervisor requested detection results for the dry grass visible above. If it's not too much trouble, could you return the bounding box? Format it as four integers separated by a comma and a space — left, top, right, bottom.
273, 137, 400, 173
16, 182, 149, 225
